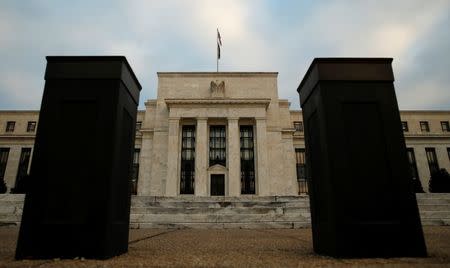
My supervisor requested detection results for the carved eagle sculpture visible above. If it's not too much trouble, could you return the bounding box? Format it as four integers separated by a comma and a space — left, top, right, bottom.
210, 80, 225, 92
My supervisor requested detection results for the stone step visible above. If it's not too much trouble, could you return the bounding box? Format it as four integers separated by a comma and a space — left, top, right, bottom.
0, 214, 22, 223
418, 204, 450, 211
420, 219, 450, 226
0, 194, 25, 201
131, 200, 310, 208
130, 206, 310, 214
133, 196, 309, 203
417, 198, 450, 205
129, 221, 311, 229
419, 211, 450, 219
130, 213, 311, 223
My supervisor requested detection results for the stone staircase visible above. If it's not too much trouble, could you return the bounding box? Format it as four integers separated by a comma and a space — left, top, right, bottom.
1, 193, 449, 228
130, 196, 311, 229
416, 193, 450, 226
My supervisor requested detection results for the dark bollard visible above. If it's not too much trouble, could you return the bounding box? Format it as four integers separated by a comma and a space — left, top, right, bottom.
297, 58, 427, 258
16, 56, 142, 259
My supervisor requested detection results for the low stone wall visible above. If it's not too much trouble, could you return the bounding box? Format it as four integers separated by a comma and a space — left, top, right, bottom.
1, 193, 449, 228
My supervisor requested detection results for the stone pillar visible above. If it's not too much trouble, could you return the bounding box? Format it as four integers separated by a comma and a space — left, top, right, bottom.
256, 118, 269, 196
227, 117, 240, 196
166, 117, 180, 196
137, 131, 153, 196
195, 118, 208, 196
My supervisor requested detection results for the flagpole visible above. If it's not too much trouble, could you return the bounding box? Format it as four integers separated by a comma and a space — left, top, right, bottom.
216, 28, 219, 72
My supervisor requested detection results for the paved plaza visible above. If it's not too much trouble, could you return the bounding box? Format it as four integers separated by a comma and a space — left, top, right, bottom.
0, 226, 449, 267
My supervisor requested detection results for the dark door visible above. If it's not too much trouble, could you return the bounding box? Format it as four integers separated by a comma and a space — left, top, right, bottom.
211, 174, 225, 196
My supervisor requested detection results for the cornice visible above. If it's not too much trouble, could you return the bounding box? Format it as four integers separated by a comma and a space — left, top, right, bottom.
165, 98, 271, 109
404, 133, 450, 138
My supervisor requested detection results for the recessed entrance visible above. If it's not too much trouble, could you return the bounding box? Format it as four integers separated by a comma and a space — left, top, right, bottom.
210, 174, 225, 196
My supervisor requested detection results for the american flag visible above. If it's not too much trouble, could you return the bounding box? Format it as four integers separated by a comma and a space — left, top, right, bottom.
217, 29, 222, 59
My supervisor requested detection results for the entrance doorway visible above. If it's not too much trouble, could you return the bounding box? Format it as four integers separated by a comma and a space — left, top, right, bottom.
210, 174, 225, 196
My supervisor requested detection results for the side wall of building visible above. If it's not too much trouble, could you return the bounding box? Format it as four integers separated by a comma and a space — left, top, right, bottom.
0, 112, 39, 192
289, 110, 450, 193
1, 107, 449, 195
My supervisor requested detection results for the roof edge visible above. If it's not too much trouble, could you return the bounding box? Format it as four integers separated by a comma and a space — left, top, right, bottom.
157, 72, 278, 77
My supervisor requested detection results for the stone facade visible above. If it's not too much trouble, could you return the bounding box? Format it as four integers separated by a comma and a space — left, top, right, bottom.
0, 72, 449, 195
138, 72, 298, 197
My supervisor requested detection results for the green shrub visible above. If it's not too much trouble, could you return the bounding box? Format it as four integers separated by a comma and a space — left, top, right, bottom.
429, 169, 450, 193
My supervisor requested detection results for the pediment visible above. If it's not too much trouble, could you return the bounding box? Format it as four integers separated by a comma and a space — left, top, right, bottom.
208, 164, 227, 172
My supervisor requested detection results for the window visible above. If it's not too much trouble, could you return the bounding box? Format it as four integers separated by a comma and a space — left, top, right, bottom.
130, 149, 140, 195
27, 121, 36, 132
420, 121, 430, 132
136, 121, 142, 131
14, 148, 32, 193
5, 121, 15, 132
425, 148, 439, 175
294, 121, 303, 132
401, 121, 408, 132
295, 148, 308, 194
180, 125, 195, 194
406, 148, 423, 192
447, 148, 450, 162
240, 125, 255, 194
0, 148, 10, 192
209, 125, 226, 166
441, 121, 450, 132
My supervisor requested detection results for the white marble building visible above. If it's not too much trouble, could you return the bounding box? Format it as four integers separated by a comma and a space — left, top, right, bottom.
137, 72, 299, 197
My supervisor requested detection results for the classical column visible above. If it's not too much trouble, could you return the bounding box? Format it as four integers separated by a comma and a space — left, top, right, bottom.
256, 118, 269, 196
228, 117, 240, 196
195, 118, 208, 196
166, 117, 180, 196
137, 131, 153, 195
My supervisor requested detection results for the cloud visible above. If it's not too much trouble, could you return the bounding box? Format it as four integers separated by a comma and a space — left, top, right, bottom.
0, 0, 449, 111
0, 71, 43, 109
265, 0, 450, 109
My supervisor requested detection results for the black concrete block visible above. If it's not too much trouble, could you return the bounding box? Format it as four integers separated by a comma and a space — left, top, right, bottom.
16, 56, 142, 259
297, 58, 427, 257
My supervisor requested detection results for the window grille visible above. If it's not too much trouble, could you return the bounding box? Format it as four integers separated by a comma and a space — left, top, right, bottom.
441, 121, 449, 132
425, 148, 439, 174
420, 121, 430, 132
6, 121, 15, 132
0, 148, 10, 188
401, 121, 408, 132
181, 125, 195, 194
294, 121, 304, 132
27, 121, 36, 132
240, 125, 255, 194
209, 125, 226, 166
295, 148, 308, 194
130, 149, 140, 195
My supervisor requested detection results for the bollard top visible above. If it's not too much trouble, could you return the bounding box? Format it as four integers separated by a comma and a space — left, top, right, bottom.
45, 56, 142, 89
297, 58, 394, 107
45, 56, 142, 105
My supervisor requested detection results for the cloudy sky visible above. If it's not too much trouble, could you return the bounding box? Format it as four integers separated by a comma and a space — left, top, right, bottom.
0, 0, 449, 110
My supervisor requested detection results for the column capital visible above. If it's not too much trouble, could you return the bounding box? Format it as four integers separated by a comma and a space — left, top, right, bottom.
168, 117, 180, 121
196, 117, 208, 121
255, 117, 266, 121
227, 117, 239, 121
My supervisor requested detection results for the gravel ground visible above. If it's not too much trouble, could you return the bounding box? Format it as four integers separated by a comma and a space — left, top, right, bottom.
0, 226, 449, 267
